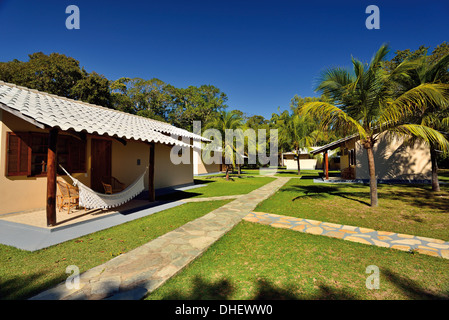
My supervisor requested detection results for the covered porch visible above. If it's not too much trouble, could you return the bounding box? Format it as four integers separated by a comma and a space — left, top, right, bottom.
311, 134, 358, 180
0, 81, 207, 228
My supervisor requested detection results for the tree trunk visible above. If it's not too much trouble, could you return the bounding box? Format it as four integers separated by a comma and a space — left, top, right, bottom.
225, 165, 230, 181
366, 145, 378, 207
296, 149, 301, 175
238, 164, 241, 175
430, 147, 440, 192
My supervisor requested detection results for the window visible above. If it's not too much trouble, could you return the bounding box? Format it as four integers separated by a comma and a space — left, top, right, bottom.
349, 149, 356, 166
5, 132, 86, 177
6, 133, 31, 176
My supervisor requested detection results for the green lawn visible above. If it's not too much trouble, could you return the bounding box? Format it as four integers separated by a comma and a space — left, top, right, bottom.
0, 200, 230, 300
158, 175, 276, 201
147, 221, 449, 300
439, 169, 449, 182
255, 171, 449, 241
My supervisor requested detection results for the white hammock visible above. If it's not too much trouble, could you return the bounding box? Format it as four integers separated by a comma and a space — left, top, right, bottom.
59, 165, 148, 210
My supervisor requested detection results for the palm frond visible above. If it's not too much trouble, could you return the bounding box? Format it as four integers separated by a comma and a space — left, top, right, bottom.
299, 102, 367, 139
389, 123, 449, 154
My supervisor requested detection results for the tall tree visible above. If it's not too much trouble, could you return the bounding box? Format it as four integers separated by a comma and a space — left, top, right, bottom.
205, 110, 244, 180
391, 47, 449, 191
168, 85, 228, 131
300, 44, 449, 207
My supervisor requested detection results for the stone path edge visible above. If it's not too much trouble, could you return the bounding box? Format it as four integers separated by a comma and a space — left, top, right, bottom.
243, 212, 449, 259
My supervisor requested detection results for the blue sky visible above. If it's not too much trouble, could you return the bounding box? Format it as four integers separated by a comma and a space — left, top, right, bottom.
0, 0, 448, 119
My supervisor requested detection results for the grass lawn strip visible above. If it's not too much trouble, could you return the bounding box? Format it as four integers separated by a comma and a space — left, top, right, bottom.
255, 172, 449, 241
0, 200, 231, 300
147, 221, 449, 300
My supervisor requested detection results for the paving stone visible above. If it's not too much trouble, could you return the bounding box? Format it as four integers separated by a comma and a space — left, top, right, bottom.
416, 249, 441, 257
416, 236, 446, 244
324, 231, 345, 239
270, 222, 292, 229
396, 233, 416, 239
305, 227, 324, 235
391, 239, 422, 246
292, 224, 306, 232
440, 250, 449, 259
426, 243, 449, 249
391, 245, 412, 252
377, 231, 395, 236
371, 239, 391, 248
344, 236, 372, 245
358, 227, 376, 233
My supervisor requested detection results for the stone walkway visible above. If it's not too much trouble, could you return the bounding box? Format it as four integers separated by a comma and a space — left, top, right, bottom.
30, 177, 290, 300
244, 212, 449, 259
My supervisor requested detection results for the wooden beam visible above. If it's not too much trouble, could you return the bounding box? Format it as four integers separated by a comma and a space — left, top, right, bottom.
324, 151, 329, 180
46, 128, 59, 226
148, 142, 155, 202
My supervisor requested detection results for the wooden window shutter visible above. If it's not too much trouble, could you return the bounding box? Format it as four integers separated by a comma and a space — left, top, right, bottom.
68, 138, 87, 173
6, 132, 31, 176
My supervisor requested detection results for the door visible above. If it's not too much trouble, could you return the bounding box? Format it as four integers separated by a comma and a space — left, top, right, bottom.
91, 139, 112, 192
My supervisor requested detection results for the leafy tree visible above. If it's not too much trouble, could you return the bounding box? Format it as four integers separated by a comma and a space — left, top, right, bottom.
168, 85, 228, 131
0, 52, 112, 108
110, 77, 170, 121
72, 71, 112, 108
301, 44, 449, 207
246, 115, 268, 129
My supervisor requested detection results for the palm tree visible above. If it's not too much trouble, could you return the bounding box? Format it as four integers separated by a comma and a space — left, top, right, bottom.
205, 110, 244, 180
278, 113, 322, 175
300, 44, 449, 207
393, 51, 449, 191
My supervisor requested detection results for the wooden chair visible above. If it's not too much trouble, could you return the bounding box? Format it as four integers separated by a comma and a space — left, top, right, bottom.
57, 180, 80, 214
101, 176, 126, 194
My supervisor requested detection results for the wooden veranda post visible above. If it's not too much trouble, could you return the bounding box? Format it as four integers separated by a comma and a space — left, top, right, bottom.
149, 142, 155, 202
324, 150, 329, 180
46, 128, 59, 226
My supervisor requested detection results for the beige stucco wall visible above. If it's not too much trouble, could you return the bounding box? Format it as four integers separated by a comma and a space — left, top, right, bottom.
0, 112, 194, 215
193, 147, 221, 175
154, 143, 193, 189
355, 132, 431, 181
284, 158, 318, 170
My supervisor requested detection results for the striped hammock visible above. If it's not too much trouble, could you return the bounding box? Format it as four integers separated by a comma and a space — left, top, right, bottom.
59, 165, 148, 209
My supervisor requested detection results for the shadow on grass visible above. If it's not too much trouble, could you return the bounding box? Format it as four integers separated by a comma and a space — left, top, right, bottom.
154, 272, 449, 300
383, 268, 449, 300
154, 276, 357, 300
0, 270, 64, 300
281, 183, 449, 211
284, 184, 371, 206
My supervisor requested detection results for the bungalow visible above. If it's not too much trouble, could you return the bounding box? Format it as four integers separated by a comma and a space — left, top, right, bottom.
0, 81, 208, 226
281, 148, 339, 171
311, 132, 431, 182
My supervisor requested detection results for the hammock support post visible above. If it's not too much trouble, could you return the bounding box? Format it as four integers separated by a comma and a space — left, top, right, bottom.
149, 142, 155, 202
46, 128, 58, 226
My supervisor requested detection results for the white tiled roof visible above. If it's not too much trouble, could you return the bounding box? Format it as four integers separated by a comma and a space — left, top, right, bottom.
0, 81, 209, 148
